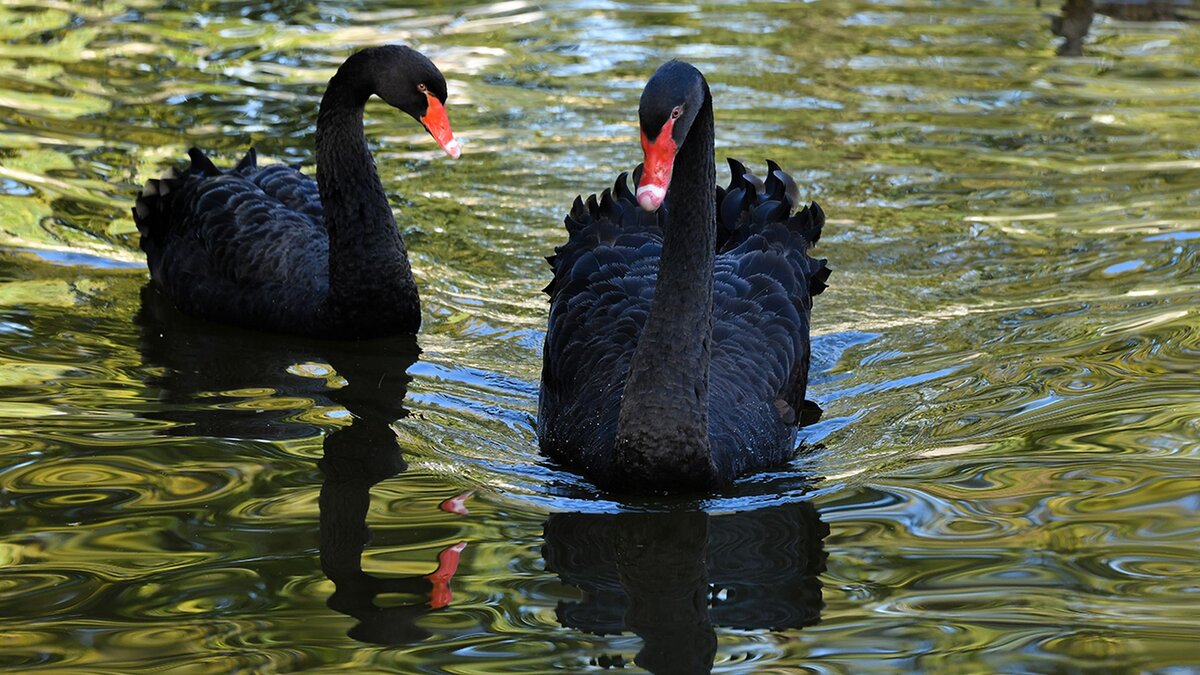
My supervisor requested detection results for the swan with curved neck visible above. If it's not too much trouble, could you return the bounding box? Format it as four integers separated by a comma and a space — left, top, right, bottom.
538, 60, 830, 493
135, 45, 459, 338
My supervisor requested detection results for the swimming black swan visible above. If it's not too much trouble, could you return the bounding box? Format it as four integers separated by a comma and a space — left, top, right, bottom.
133, 45, 460, 338
538, 60, 831, 493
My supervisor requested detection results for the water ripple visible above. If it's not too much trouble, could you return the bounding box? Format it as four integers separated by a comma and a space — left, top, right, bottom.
0, 0, 1198, 672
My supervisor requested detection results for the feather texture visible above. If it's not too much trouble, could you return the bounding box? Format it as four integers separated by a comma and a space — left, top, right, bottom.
135, 148, 333, 334
132, 45, 456, 339
538, 161, 829, 487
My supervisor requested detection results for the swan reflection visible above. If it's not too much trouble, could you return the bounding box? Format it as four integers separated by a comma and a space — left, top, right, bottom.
320, 424, 467, 645
138, 286, 462, 645
543, 502, 828, 674
1050, 0, 1196, 56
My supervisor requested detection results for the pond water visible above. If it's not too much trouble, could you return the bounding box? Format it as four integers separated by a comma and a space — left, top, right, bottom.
1, 0, 1198, 672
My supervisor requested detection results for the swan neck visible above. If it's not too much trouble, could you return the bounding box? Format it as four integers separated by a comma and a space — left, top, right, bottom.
614, 89, 717, 489
315, 72, 418, 332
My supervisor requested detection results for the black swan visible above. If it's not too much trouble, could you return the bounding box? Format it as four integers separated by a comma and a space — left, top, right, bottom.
133, 45, 460, 338
538, 60, 831, 493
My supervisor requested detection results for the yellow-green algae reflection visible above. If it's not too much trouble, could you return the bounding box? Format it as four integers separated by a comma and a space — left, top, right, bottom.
1, 0, 1198, 672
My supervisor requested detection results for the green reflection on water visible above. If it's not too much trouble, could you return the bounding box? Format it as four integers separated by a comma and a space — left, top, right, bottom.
0, 0, 1198, 672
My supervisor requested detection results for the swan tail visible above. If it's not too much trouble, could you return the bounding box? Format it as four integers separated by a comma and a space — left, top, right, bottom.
134, 147, 228, 255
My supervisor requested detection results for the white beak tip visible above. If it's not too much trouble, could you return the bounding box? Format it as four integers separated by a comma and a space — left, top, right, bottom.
636, 184, 665, 211
443, 137, 462, 159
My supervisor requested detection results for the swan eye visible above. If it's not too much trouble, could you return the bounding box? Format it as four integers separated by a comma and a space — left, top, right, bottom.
670, 106, 682, 119
417, 83, 428, 93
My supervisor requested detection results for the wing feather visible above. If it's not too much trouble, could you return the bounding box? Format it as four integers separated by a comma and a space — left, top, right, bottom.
135, 148, 329, 331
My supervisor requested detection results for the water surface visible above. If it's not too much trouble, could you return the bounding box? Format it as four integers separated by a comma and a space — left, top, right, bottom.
1, 0, 1198, 672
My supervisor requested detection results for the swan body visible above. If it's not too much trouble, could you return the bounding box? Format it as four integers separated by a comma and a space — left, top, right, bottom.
538, 61, 831, 493
134, 45, 460, 338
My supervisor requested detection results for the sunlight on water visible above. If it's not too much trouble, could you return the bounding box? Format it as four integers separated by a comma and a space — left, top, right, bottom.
0, 0, 1198, 672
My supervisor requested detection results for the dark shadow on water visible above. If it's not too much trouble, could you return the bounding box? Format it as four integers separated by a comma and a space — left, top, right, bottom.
1048, 0, 1196, 56
319, 416, 468, 645
139, 286, 827, 655
138, 285, 460, 646
542, 502, 828, 674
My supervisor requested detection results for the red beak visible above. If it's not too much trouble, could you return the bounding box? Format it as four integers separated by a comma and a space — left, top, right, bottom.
420, 92, 461, 159
636, 118, 677, 211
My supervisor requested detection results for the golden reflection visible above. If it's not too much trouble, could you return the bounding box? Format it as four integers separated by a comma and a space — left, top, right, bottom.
0, 0, 1197, 671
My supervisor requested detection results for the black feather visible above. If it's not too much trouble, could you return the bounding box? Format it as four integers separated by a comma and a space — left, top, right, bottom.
540, 156, 831, 488
764, 159, 784, 202
187, 147, 221, 176
235, 148, 258, 172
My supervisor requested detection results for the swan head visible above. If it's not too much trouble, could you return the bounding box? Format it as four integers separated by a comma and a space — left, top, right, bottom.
357, 45, 461, 159
636, 60, 707, 211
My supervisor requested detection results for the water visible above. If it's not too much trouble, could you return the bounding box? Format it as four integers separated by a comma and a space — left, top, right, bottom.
1, 0, 1198, 671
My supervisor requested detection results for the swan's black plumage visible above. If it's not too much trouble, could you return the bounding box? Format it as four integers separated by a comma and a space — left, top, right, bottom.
134, 45, 458, 339
136, 148, 333, 334
538, 61, 830, 493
